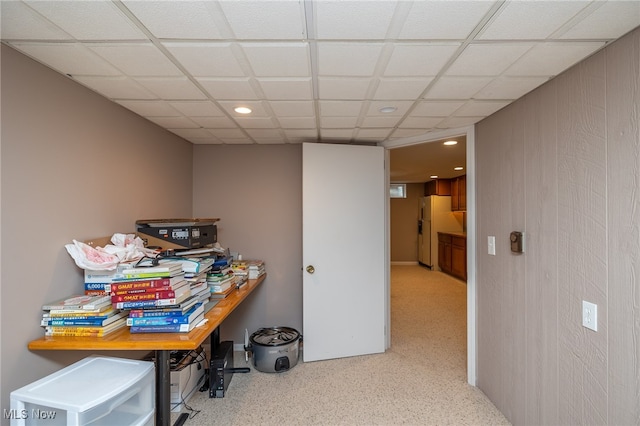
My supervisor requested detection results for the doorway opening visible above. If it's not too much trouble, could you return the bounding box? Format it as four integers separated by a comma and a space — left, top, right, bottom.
382, 126, 476, 385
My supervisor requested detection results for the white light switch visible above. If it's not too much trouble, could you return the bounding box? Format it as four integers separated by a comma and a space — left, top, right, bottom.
488, 236, 496, 255
582, 301, 598, 332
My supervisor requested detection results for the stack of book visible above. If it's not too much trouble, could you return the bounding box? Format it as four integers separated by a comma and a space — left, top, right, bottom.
246, 260, 266, 279
41, 294, 127, 337
206, 269, 236, 299
108, 262, 203, 333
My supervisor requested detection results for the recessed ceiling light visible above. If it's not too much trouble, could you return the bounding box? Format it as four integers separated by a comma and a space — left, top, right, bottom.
234, 107, 252, 114
430, 175, 438, 179
444, 140, 457, 146
454, 166, 464, 171
379, 106, 397, 113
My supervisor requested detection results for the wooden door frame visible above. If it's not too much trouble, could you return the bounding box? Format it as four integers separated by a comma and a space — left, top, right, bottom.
381, 125, 477, 386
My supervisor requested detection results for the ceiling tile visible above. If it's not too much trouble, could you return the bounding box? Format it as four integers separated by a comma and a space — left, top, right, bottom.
373, 78, 433, 100
366, 100, 414, 116
398, 117, 444, 129
168, 101, 226, 117
197, 78, 260, 100
446, 43, 534, 76
189, 137, 223, 145
283, 129, 318, 142
505, 42, 605, 77
219, 138, 255, 145
320, 129, 355, 139
423, 76, 493, 99
320, 116, 359, 128
219, 1, 306, 39
474, 76, 549, 100
398, 1, 495, 39
25, 0, 147, 40
122, 0, 231, 39
454, 100, 511, 117
241, 43, 310, 77
88, 43, 182, 77
268, 101, 315, 117
410, 101, 465, 117
384, 44, 460, 76
209, 129, 247, 139
478, 1, 591, 40
355, 128, 393, 139
217, 101, 270, 117
146, 116, 199, 129
135, 77, 207, 100
319, 100, 365, 116
168, 128, 216, 139
558, 1, 640, 40
245, 129, 283, 139
317, 42, 384, 76
190, 116, 237, 128
257, 78, 314, 100
163, 43, 246, 77
0, 1, 72, 40
314, 0, 398, 39
10, 43, 121, 76
74, 76, 156, 99
116, 100, 182, 117
391, 128, 436, 139
277, 117, 318, 128
360, 116, 403, 128
233, 117, 277, 129
437, 116, 484, 128
318, 78, 372, 100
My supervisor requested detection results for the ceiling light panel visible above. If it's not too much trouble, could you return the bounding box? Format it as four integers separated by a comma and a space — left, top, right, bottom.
163, 43, 246, 77
219, 1, 306, 39
25, 0, 147, 40
384, 44, 461, 77
87, 44, 183, 77
314, 0, 398, 39
317, 43, 384, 76
367, 101, 413, 116
122, 0, 231, 39
478, 1, 591, 40
241, 43, 311, 77
218, 101, 269, 117
0, 1, 72, 40
398, 1, 495, 39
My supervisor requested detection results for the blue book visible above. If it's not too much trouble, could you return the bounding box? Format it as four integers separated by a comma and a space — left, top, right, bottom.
41, 310, 128, 327
129, 312, 204, 333
126, 304, 204, 326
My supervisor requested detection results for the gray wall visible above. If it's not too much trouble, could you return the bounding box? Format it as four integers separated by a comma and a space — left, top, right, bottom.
192, 144, 303, 345
476, 27, 639, 425
0, 45, 194, 416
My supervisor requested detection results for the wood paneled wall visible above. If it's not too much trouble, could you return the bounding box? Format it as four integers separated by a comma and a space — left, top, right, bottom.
476, 28, 639, 425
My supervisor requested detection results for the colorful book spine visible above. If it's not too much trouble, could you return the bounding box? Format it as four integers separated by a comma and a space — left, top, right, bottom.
43, 318, 110, 326
115, 299, 180, 309
111, 290, 177, 302
105, 278, 173, 292
129, 323, 193, 333
128, 309, 188, 318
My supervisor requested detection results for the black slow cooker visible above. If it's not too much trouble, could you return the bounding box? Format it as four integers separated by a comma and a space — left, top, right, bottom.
246, 327, 301, 373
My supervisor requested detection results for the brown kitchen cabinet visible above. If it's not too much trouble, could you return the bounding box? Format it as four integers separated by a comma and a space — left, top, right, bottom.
450, 175, 466, 211
425, 179, 451, 196
438, 232, 467, 281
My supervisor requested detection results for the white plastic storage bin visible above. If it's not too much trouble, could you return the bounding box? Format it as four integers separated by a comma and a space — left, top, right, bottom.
9, 356, 154, 426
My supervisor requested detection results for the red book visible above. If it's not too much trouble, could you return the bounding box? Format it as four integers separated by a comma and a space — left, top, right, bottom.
106, 277, 184, 293
111, 290, 178, 302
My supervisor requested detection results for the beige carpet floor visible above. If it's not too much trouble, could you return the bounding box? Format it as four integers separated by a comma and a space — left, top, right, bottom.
170, 265, 510, 425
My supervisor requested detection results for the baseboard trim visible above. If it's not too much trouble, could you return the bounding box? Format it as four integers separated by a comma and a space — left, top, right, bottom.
390, 261, 419, 266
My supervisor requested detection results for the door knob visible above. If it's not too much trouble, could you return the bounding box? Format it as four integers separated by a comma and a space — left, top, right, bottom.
306, 265, 315, 274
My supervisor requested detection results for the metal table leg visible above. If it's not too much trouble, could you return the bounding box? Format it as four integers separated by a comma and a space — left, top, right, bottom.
155, 350, 171, 426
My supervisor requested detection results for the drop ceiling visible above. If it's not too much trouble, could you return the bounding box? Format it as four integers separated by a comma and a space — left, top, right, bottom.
2, 0, 639, 150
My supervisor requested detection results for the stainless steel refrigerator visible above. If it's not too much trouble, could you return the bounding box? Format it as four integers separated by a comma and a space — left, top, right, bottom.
418, 196, 463, 270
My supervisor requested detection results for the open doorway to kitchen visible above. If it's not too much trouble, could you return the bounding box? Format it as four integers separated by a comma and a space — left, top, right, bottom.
383, 126, 476, 385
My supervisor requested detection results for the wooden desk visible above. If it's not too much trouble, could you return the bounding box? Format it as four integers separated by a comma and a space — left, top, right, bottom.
28, 275, 265, 426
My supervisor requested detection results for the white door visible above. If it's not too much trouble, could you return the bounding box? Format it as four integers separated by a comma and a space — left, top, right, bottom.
302, 143, 386, 362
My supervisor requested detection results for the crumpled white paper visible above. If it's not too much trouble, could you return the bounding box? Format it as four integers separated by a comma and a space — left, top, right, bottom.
65, 233, 156, 270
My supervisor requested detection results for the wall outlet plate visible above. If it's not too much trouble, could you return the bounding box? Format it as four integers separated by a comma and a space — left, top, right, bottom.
582, 301, 598, 332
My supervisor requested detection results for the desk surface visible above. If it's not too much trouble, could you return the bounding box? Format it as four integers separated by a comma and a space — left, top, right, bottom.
28, 275, 265, 352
